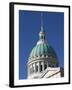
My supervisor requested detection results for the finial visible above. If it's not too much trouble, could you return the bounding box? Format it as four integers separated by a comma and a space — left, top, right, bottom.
37, 13, 46, 45
41, 13, 43, 32
39, 13, 45, 40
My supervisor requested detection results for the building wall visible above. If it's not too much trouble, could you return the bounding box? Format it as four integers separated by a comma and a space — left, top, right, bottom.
28, 67, 64, 79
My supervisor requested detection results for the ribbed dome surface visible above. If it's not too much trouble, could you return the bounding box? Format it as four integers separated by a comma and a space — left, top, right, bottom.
29, 43, 57, 58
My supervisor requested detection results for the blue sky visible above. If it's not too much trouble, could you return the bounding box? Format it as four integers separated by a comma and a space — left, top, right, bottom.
19, 10, 64, 79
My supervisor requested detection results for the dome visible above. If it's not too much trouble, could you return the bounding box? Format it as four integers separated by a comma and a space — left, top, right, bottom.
28, 17, 58, 62
29, 43, 57, 59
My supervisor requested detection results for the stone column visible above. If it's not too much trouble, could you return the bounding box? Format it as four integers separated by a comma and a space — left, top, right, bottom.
31, 64, 33, 73
39, 61, 41, 72
35, 62, 36, 73
38, 61, 40, 73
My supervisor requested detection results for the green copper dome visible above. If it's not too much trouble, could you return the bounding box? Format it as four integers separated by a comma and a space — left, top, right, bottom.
29, 22, 57, 59
29, 43, 57, 58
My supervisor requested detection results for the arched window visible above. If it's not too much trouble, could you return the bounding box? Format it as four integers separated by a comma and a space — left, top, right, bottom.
44, 62, 47, 70
44, 64, 47, 70
40, 64, 42, 72
40, 62, 43, 72
41, 35, 43, 39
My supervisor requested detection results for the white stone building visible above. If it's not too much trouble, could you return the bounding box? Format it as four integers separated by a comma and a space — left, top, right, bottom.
27, 14, 64, 79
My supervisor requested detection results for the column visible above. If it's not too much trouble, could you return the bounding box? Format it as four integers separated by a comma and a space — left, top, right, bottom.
38, 61, 40, 73
35, 62, 36, 73
35, 62, 38, 72
39, 61, 41, 72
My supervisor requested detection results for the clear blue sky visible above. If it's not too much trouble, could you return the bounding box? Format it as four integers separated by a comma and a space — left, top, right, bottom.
19, 10, 64, 79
